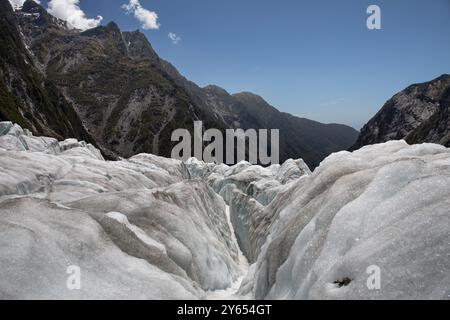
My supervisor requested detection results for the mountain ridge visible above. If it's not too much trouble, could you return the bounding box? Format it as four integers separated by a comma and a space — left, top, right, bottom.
1, 0, 358, 168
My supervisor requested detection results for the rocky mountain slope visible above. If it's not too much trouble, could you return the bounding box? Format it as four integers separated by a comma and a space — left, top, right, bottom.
352, 74, 450, 150
1, 122, 449, 299
13, 0, 225, 160
0, 0, 95, 145
1, 0, 358, 168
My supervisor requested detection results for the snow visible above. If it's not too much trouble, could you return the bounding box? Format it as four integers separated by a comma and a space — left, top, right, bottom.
0, 123, 449, 300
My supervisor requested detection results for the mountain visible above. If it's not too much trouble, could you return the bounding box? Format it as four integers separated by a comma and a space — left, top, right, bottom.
197, 85, 357, 167
0, 0, 95, 145
1, 122, 449, 299
1, 0, 358, 168
352, 74, 450, 150
13, 0, 225, 160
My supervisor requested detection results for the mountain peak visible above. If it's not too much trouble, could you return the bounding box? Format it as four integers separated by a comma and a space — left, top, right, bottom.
407, 73, 450, 90
105, 21, 120, 32
81, 21, 121, 38
18, 0, 63, 29
203, 85, 230, 97
122, 30, 158, 60
233, 92, 268, 106
21, 0, 43, 11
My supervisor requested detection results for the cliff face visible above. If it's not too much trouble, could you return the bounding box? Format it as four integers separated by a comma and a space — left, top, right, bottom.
352, 74, 450, 150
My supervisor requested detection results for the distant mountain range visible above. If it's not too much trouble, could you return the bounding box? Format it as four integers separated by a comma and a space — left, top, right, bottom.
352, 74, 450, 150
0, 0, 358, 168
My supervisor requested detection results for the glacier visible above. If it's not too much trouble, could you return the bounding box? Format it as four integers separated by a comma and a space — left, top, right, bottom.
0, 121, 449, 299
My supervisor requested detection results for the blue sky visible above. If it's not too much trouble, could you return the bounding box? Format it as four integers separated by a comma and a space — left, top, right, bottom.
39, 0, 450, 129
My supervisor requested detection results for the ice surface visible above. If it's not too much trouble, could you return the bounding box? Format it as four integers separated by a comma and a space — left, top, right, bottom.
0, 124, 242, 298
105, 211, 168, 254
0, 198, 201, 299
68, 180, 243, 291
240, 140, 450, 299
184, 156, 311, 264
206, 206, 250, 300
0, 123, 449, 300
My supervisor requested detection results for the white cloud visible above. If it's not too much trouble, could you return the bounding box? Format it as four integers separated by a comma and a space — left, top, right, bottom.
47, 0, 103, 31
122, 0, 160, 30
9, 0, 40, 10
168, 32, 181, 45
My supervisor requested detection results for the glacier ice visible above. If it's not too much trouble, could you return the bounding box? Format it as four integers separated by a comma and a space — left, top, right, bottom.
0, 123, 449, 299
0, 123, 242, 298
239, 141, 450, 300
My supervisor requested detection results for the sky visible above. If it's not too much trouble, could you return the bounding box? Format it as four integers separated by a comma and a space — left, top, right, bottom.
29, 0, 450, 129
